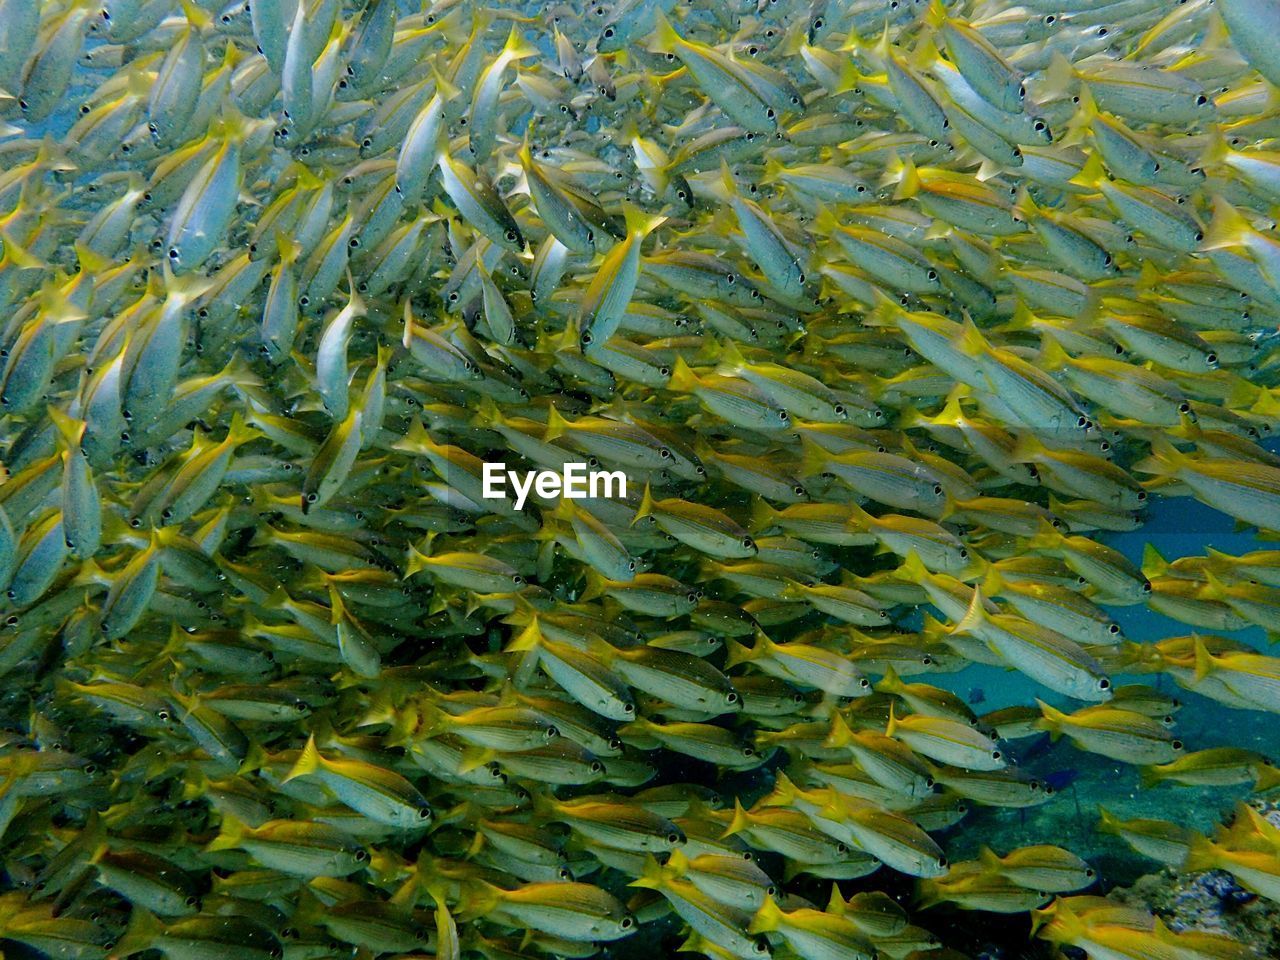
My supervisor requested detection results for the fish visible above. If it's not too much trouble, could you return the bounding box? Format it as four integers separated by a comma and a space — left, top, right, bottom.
0, 1, 1275, 959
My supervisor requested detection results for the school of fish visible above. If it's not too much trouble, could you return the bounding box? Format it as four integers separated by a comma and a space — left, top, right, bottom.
1, 0, 1280, 957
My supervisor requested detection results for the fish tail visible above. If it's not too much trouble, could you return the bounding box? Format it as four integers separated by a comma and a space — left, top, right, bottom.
1182, 834, 1218, 873
667, 355, 701, 394
283, 733, 323, 782
630, 482, 655, 527
746, 895, 784, 935
649, 8, 680, 55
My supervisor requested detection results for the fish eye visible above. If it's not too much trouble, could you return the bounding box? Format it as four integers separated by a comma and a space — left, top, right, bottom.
1097, 26, 1107, 35
624, 702, 635, 714
932, 483, 943, 495
1098, 677, 1111, 690
1137, 490, 1147, 501
1173, 739, 1184, 750
742, 537, 754, 549
603, 27, 614, 37
620, 916, 635, 929
1196, 94, 1208, 105
505, 230, 518, 242
992, 750, 1002, 760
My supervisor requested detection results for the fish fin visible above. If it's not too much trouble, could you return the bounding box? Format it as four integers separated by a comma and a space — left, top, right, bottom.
1191, 634, 1215, 683
205, 814, 248, 852
665, 848, 690, 875
977, 845, 1002, 870
1095, 806, 1120, 834
797, 437, 831, 478
1197, 126, 1230, 172
505, 617, 543, 654
47, 406, 87, 450
580, 568, 607, 602
668, 354, 701, 393
1034, 335, 1075, 371
1041, 52, 1077, 102
1136, 765, 1165, 789
876, 664, 904, 695
1035, 698, 1067, 738
888, 154, 920, 201
747, 496, 777, 533
622, 201, 667, 239
499, 24, 538, 61
543, 404, 569, 441
1140, 544, 1173, 581
631, 482, 655, 527
747, 895, 784, 935
1131, 436, 1187, 477
457, 747, 496, 774
284, 733, 323, 782
113, 905, 164, 958
722, 637, 753, 670
1201, 195, 1251, 251
722, 798, 750, 838
952, 586, 989, 637
824, 710, 856, 748
1182, 834, 1217, 873
648, 8, 680, 55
